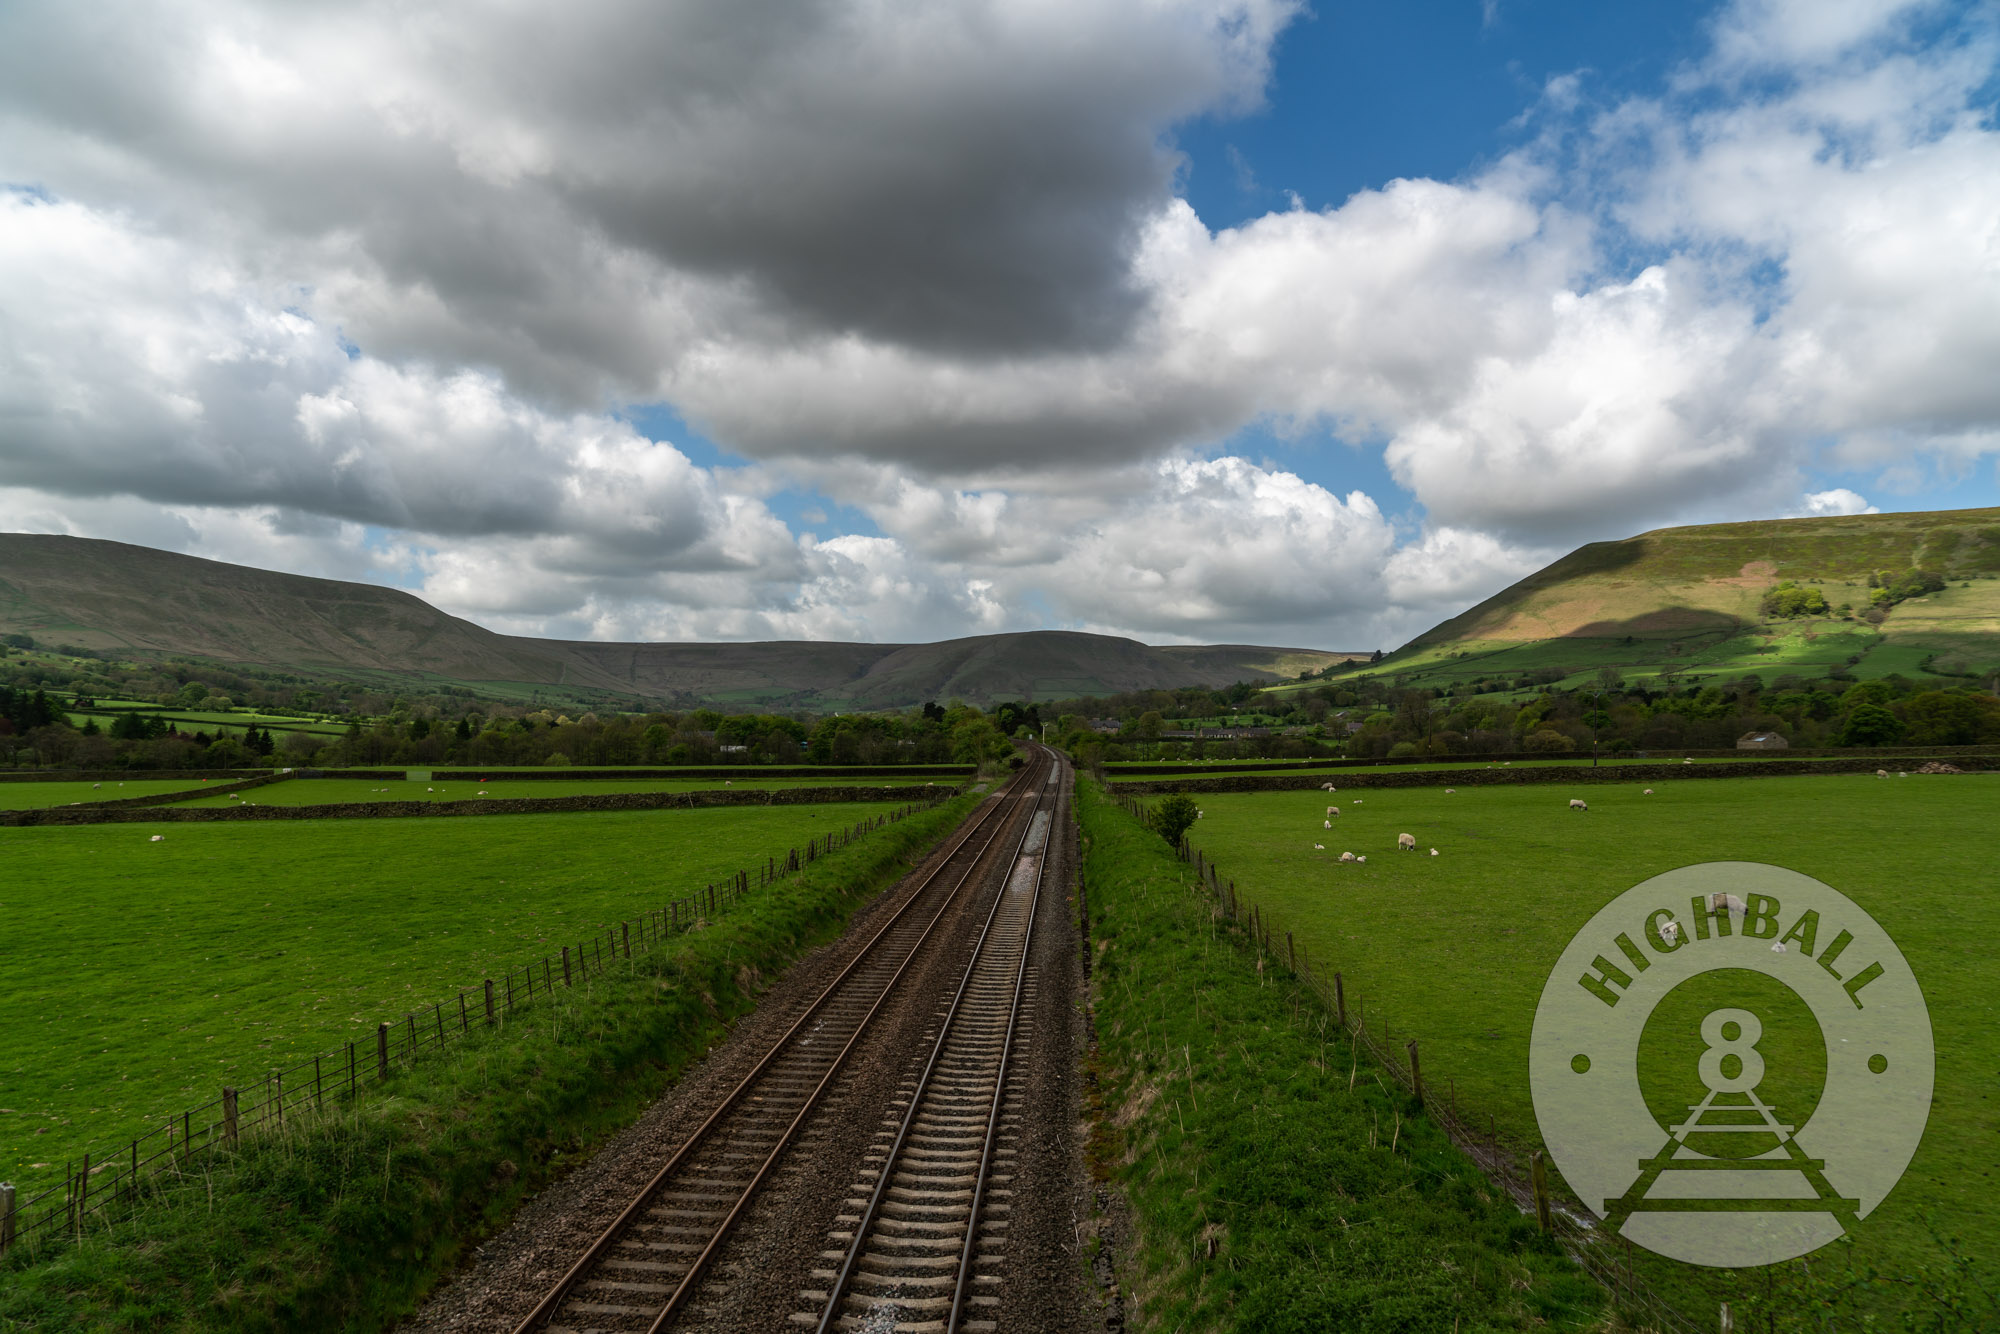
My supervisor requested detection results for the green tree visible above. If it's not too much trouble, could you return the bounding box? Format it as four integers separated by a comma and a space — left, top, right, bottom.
1151, 793, 1200, 849
1838, 703, 1905, 747
1902, 691, 2000, 746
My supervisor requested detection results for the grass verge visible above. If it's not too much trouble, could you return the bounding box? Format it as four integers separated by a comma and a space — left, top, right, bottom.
0, 792, 978, 1332
1076, 778, 1606, 1332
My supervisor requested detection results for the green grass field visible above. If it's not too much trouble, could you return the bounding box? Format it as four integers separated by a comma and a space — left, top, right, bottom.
166, 776, 946, 807
0, 802, 897, 1184
1176, 774, 1998, 1306
0, 780, 216, 810
1076, 780, 1603, 1330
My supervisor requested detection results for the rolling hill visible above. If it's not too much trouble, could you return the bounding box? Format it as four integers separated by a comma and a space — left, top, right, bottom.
0, 534, 1361, 708
1350, 507, 2000, 690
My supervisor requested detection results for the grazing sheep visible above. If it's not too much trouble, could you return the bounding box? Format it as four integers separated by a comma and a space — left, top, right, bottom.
1429, 848, 1439, 856
1707, 892, 1748, 923
92, 782, 101, 789
1444, 788, 1455, 794
1569, 798, 1588, 811
1899, 772, 1908, 778
1643, 788, 1654, 795
1321, 782, 1337, 792
1314, 843, 1325, 850
1398, 833, 1416, 851
1326, 805, 1338, 816
1339, 851, 1356, 863
1356, 855, 1368, 863
1771, 941, 1788, 954
1683, 759, 1693, 765
149, 834, 164, 842
1659, 920, 1681, 946
1324, 820, 1332, 829
1877, 769, 1890, 779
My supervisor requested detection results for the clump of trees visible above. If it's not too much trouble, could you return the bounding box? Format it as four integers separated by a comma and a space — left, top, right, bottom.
1317, 672, 2000, 758
1761, 581, 1830, 618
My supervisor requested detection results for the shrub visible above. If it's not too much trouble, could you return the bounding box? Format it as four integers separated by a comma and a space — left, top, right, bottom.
1523, 728, 1577, 753
1151, 793, 1200, 849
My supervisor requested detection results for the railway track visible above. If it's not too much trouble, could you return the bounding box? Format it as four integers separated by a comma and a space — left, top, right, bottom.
799, 759, 1060, 1332
515, 751, 1062, 1334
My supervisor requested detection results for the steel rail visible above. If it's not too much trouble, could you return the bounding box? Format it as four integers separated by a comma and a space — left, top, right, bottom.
814, 745, 1061, 1333
512, 755, 1049, 1334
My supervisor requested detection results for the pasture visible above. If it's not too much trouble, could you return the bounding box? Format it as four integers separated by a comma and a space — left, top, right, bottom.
1177, 773, 1999, 1295
0, 779, 215, 810
167, 775, 946, 807
0, 801, 895, 1183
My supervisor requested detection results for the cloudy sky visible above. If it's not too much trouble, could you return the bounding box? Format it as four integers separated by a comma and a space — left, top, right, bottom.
3, 0, 1997, 652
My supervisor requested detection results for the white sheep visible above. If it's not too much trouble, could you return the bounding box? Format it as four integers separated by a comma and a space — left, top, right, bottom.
1429, 848, 1439, 856
1877, 769, 1890, 779
1339, 851, 1356, 863
1771, 941, 1788, 954
1659, 920, 1681, 946
1444, 788, 1455, 795
1569, 798, 1588, 811
1356, 855, 1368, 863
1643, 788, 1654, 795
1899, 772, 1908, 778
1683, 759, 1693, 765
149, 834, 164, 842
1323, 819, 1332, 829
92, 782, 101, 789
1326, 805, 1338, 816
1314, 843, 1325, 851
1707, 892, 1748, 923
1398, 833, 1416, 851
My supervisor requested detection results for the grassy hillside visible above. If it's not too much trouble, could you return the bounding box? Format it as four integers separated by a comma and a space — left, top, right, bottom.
0, 534, 1353, 708
1356, 508, 2000, 691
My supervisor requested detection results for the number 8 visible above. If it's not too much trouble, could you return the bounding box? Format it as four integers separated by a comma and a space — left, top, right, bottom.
1698, 1008, 1765, 1093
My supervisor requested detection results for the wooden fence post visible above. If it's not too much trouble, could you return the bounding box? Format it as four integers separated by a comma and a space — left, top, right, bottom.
562, 945, 572, 987
0, 1180, 15, 1255
1406, 1040, 1423, 1109
1287, 931, 1295, 974
1719, 1303, 1733, 1334
376, 1022, 389, 1080
348, 1042, 356, 1099
1334, 972, 1346, 1029
623, 921, 631, 959
459, 992, 469, 1032
314, 1055, 323, 1111
1530, 1150, 1552, 1233
75, 1152, 90, 1234
484, 978, 496, 1023
223, 1089, 238, 1146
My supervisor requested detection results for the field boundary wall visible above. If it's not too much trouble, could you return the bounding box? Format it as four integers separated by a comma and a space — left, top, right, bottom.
1102, 786, 1707, 1334
0, 791, 955, 1257
1108, 743, 2000, 777
0, 782, 963, 827
0, 767, 278, 783
1109, 754, 1998, 794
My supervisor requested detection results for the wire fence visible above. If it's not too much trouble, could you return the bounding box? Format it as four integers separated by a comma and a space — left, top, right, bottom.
1113, 792, 1707, 1334
0, 793, 951, 1259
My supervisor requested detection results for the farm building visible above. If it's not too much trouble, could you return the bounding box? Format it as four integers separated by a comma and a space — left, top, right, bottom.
1736, 731, 1789, 750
